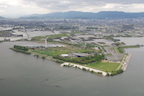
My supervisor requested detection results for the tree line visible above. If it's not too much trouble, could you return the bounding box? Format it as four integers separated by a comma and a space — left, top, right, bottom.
14, 45, 28, 51
53, 54, 105, 64
10, 45, 31, 54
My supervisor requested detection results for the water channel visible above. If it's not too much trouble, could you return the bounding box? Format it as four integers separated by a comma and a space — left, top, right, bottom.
0, 37, 144, 96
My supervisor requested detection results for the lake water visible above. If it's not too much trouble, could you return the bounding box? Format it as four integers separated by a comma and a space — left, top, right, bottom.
0, 38, 144, 96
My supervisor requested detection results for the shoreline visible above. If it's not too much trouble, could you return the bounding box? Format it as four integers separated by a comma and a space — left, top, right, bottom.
30, 52, 108, 76
12, 46, 131, 76
121, 54, 131, 71
61, 62, 107, 76
60, 54, 131, 76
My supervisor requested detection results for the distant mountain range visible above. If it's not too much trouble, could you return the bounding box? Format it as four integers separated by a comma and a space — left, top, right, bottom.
0, 16, 4, 19
19, 11, 144, 19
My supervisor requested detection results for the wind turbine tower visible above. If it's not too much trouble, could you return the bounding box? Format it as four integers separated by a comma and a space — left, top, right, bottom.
45, 36, 49, 48
24, 27, 31, 40
44, 28, 55, 48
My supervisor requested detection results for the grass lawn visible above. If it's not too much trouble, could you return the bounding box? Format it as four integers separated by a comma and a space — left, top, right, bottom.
122, 45, 140, 48
32, 36, 45, 40
85, 62, 120, 72
114, 47, 120, 53
33, 49, 70, 56
33, 46, 97, 56
49, 33, 68, 38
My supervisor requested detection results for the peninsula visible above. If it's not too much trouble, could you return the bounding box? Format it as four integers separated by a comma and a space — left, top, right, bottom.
10, 32, 138, 76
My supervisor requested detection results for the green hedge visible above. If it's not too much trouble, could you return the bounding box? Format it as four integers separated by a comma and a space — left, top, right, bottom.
14, 45, 28, 51
10, 48, 31, 54
108, 69, 123, 76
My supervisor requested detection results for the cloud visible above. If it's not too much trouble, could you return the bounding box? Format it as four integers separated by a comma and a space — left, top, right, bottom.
1, 0, 144, 18
21, 0, 144, 13
22, 0, 144, 7
0, 0, 49, 17
0, 5, 8, 8
0, 10, 4, 12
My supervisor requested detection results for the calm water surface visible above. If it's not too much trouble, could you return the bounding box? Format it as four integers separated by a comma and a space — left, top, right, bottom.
0, 38, 144, 96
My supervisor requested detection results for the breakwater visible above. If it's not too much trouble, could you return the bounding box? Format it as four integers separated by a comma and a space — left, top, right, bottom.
61, 62, 107, 76
121, 54, 131, 71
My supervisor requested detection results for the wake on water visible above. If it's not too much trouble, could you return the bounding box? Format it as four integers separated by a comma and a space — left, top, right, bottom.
40, 74, 84, 88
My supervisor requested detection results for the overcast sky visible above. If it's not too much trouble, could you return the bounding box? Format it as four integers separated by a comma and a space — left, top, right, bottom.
1, 0, 144, 18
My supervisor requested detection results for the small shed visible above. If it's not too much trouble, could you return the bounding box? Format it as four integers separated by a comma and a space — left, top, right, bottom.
60, 54, 69, 57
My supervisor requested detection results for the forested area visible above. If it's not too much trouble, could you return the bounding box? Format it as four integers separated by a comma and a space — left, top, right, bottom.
10, 45, 31, 54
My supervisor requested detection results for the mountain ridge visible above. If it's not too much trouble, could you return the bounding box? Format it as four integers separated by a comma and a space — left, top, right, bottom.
0, 16, 4, 19
19, 11, 144, 19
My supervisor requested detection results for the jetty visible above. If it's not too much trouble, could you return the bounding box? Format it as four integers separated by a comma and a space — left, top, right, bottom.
61, 63, 107, 76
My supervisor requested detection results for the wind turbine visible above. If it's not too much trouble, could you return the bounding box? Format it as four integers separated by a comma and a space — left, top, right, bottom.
23, 27, 31, 40
84, 41, 87, 48
26, 32, 31, 40
79, 37, 87, 49
44, 28, 55, 48
45, 36, 49, 48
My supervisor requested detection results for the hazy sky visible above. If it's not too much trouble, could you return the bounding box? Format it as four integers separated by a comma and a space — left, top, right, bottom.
1, 0, 144, 18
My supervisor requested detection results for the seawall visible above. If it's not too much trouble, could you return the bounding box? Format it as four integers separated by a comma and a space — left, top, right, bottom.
61, 62, 107, 76
121, 54, 131, 71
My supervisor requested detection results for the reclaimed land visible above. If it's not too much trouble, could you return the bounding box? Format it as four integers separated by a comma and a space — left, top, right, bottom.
10, 44, 128, 76
30, 45, 122, 76
11, 34, 134, 76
